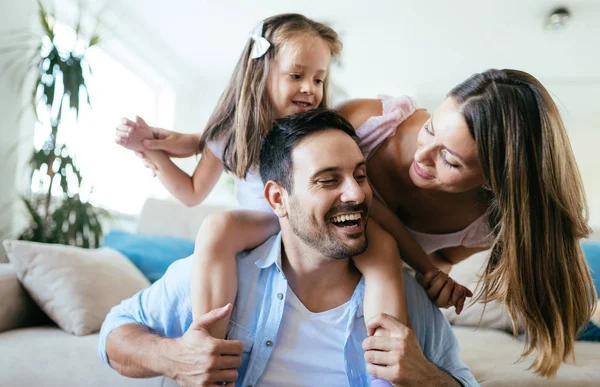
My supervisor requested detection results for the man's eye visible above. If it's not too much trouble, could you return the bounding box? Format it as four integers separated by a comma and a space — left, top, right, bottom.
319, 179, 336, 184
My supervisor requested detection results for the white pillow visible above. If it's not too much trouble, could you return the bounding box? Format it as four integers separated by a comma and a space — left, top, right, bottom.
2, 240, 150, 336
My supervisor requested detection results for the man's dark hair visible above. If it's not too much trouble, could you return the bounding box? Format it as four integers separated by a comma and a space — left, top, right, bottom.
259, 109, 358, 191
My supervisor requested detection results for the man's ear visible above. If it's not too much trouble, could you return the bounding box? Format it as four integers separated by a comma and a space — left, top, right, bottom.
264, 181, 288, 218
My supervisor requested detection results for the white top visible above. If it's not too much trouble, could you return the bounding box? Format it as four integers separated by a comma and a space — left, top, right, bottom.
206, 140, 273, 213
258, 286, 351, 387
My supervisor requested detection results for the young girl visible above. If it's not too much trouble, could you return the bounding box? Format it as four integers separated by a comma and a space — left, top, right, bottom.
117, 13, 469, 385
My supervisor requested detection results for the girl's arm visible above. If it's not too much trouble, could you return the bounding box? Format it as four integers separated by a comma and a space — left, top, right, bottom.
370, 198, 438, 275
191, 210, 280, 339
369, 198, 472, 313
116, 116, 201, 158
142, 147, 223, 208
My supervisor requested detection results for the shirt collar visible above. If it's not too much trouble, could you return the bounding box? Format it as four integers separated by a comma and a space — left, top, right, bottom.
254, 231, 366, 318
254, 232, 284, 271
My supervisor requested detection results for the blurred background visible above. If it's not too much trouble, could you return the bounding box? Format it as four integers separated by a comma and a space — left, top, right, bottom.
1, 0, 599, 261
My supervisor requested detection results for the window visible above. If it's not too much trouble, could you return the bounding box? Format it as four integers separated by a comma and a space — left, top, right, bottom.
32, 22, 176, 215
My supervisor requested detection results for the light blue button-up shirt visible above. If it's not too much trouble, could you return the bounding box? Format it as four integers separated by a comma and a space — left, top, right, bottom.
99, 233, 479, 387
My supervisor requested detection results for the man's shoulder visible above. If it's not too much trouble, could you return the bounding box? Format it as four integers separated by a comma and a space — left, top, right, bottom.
236, 234, 280, 274
402, 269, 448, 337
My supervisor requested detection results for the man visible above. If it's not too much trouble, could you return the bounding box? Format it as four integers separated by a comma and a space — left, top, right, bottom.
99, 110, 479, 387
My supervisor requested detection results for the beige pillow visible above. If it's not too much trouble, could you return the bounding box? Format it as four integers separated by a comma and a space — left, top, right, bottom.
442, 249, 517, 333
2, 240, 150, 336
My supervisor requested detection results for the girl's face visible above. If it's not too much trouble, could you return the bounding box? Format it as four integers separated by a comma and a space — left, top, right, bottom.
268, 36, 331, 119
409, 97, 487, 193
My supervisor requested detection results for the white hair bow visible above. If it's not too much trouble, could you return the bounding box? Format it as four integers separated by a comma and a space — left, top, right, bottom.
249, 21, 271, 59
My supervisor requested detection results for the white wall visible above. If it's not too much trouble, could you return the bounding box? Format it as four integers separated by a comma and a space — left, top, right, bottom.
0, 0, 37, 262
548, 81, 600, 230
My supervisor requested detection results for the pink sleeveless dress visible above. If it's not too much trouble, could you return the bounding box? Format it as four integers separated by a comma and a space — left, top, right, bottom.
356, 96, 493, 254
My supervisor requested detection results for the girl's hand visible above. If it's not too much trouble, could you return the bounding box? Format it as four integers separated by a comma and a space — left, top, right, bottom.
115, 116, 154, 152
135, 151, 158, 177
140, 128, 201, 158
416, 270, 472, 314
115, 118, 200, 158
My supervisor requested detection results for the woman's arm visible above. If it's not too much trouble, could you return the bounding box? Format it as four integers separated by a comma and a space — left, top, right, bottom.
141, 147, 223, 207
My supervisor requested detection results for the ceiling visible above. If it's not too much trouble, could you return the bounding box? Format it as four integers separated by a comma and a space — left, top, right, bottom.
113, 0, 600, 105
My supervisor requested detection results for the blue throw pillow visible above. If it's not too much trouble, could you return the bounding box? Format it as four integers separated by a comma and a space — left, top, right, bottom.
103, 230, 195, 283
580, 241, 600, 342
582, 241, 600, 294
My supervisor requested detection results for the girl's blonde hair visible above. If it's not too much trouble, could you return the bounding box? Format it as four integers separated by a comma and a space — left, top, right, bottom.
198, 13, 342, 178
449, 69, 597, 378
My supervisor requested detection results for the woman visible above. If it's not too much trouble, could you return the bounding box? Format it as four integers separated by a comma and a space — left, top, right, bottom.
121, 69, 597, 377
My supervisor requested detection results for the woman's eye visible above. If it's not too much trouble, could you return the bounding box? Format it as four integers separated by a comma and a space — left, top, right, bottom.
441, 151, 459, 169
424, 123, 433, 136
290, 74, 301, 80
314, 79, 324, 85
355, 175, 367, 182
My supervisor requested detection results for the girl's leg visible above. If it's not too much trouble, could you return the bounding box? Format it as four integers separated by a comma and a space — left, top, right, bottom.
191, 210, 280, 339
354, 220, 409, 328
353, 221, 409, 387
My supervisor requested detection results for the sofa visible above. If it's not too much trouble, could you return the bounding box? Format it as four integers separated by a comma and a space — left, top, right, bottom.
1, 198, 599, 386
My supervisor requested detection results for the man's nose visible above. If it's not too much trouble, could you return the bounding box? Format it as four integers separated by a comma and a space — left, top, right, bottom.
340, 178, 366, 204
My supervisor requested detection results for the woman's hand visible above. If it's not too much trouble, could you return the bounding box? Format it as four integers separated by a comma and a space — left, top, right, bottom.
416, 270, 472, 314
115, 117, 201, 158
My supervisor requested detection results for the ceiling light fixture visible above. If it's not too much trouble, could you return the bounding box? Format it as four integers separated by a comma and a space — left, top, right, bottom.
545, 7, 571, 32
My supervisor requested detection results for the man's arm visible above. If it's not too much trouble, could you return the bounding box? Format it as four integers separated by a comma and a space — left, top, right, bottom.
98, 258, 193, 365
98, 258, 244, 386
106, 324, 175, 378
106, 307, 243, 386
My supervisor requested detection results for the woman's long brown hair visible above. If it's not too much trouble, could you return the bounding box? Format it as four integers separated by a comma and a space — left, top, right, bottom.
198, 13, 342, 178
449, 69, 597, 377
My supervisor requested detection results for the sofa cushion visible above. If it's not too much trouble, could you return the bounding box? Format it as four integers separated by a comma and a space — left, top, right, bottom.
2, 240, 150, 336
0, 327, 169, 387
103, 230, 194, 282
454, 326, 600, 386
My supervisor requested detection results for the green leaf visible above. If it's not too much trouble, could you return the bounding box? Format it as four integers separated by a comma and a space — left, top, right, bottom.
36, 0, 54, 41
89, 35, 100, 47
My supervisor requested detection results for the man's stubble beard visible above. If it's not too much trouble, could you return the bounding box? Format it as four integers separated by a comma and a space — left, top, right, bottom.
287, 196, 369, 259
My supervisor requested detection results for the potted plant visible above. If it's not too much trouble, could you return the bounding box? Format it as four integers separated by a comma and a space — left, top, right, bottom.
2, 0, 108, 248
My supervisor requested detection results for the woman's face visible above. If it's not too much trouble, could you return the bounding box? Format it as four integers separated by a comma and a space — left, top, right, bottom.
409, 97, 487, 193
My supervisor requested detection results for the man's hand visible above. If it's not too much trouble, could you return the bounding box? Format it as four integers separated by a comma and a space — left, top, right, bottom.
168, 304, 244, 386
363, 313, 459, 387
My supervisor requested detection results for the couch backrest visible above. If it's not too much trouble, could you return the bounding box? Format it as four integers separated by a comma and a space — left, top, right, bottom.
136, 198, 232, 240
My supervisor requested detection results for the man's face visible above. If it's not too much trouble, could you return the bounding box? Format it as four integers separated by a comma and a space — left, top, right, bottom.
284, 129, 372, 259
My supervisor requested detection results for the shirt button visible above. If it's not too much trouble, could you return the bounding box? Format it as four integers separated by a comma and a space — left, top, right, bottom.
277, 293, 283, 300
265, 340, 273, 347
